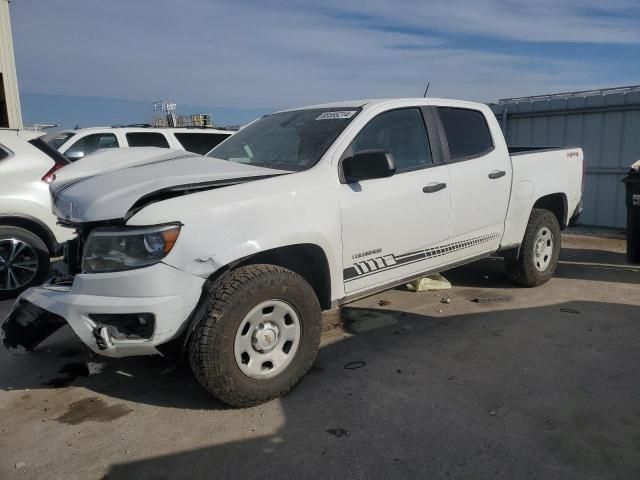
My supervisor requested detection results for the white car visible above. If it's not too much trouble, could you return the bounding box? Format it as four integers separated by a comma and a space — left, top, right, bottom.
3, 98, 584, 407
0, 129, 75, 298
43, 125, 234, 161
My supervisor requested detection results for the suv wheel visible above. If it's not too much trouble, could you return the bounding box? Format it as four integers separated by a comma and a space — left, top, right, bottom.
188, 264, 322, 407
0, 226, 50, 300
505, 208, 561, 287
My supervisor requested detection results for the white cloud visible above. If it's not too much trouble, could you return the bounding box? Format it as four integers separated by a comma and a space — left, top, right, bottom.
10, 0, 638, 111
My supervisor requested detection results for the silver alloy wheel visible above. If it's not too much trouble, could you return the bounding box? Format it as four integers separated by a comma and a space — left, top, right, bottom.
234, 300, 302, 380
0, 238, 39, 291
532, 227, 554, 272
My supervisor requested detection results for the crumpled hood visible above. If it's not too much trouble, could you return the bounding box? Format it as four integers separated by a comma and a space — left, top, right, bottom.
51, 148, 286, 223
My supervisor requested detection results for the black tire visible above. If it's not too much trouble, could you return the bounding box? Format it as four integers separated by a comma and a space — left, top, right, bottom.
0, 226, 50, 300
188, 264, 322, 408
505, 208, 561, 287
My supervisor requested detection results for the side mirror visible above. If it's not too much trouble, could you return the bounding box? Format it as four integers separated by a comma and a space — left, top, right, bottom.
342, 149, 396, 183
64, 150, 85, 161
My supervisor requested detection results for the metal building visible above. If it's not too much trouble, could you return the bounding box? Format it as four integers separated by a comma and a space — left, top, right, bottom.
491, 86, 640, 229
0, 0, 22, 128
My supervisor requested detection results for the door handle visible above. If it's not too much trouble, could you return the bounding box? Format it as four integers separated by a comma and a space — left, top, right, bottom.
422, 182, 447, 193
488, 170, 506, 179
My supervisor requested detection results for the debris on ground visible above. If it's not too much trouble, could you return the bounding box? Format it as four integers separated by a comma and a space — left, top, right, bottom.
326, 428, 350, 438
560, 308, 580, 314
15, 461, 26, 469
471, 296, 509, 304
405, 273, 451, 292
343, 361, 366, 370
377, 299, 391, 307
87, 362, 105, 376
440, 296, 451, 304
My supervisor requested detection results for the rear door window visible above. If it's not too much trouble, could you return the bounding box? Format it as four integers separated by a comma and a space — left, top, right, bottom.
64, 133, 118, 160
437, 107, 493, 160
0, 144, 10, 161
29, 138, 70, 165
43, 132, 76, 150
125, 132, 170, 148
174, 132, 231, 154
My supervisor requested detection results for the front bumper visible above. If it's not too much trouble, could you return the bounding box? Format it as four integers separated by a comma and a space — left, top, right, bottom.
1, 263, 205, 357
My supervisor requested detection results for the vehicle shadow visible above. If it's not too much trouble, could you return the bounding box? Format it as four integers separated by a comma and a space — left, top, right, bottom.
1, 240, 637, 410
99, 300, 640, 480
443, 247, 639, 289
0, 327, 228, 410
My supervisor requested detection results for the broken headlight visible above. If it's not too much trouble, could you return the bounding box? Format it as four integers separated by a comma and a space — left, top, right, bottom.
81, 224, 180, 273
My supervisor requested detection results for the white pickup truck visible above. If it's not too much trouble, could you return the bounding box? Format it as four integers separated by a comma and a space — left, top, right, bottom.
2, 98, 584, 407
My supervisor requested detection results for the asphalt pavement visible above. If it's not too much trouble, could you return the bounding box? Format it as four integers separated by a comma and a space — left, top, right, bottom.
1, 234, 639, 480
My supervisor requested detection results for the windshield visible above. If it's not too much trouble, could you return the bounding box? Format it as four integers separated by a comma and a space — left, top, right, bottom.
43, 132, 76, 150
208, 108, 361, 171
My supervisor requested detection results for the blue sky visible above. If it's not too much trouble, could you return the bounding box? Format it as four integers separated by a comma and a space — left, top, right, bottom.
10, 0, 640, 128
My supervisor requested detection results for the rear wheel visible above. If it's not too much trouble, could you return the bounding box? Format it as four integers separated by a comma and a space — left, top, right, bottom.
0, 226, 50, 300
505, 208, 561, 287
188, 264, 322, 407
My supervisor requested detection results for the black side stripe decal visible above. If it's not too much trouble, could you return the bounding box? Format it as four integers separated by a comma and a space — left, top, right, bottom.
343, 232, 500, 282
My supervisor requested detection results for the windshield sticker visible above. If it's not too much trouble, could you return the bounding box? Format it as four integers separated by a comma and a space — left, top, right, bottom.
316, 111, 357, 120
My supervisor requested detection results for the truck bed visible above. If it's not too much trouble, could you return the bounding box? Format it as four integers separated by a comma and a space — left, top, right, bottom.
508, 146, 575, 156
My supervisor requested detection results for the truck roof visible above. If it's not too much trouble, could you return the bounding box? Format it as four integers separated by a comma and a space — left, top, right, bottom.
279, 97, 488, 113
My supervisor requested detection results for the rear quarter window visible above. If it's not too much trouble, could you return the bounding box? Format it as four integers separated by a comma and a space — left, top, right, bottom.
0, 144, 10, 161
438, 107, 494, 160
125, 132, 171, 148
174, 132, 231, 155
43, 132, 76, 150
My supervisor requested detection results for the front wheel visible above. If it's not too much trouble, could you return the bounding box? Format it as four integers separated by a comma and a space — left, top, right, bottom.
505, 208, 561, 287
188, 264, 322, 407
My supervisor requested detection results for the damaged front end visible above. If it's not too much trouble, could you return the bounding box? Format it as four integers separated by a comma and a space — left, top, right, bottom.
2, 298, 67, 352
2, 220, 105, 353
1, 220, 86, 352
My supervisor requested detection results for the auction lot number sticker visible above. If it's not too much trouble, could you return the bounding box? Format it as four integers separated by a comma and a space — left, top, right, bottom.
316, 111, 358, 120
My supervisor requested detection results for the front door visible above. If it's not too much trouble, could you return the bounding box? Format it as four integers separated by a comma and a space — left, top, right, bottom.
339, 108, 451, 294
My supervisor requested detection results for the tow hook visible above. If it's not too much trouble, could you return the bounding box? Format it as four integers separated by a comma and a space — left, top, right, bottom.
93, 326, 113, 350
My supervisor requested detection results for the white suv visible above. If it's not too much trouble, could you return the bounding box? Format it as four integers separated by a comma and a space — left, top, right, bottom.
44, 126, 234, 161
0, 129, 75, 298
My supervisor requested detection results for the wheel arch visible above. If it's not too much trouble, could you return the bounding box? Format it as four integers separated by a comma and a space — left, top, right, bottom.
165, 243, 332, 361
532, 193, 568, 229
0, 214, 58, 255
231, 243, 332, 311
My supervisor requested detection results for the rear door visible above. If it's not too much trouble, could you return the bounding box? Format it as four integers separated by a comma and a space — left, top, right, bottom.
436, 106, 511, 256
339, 107, 451, 294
